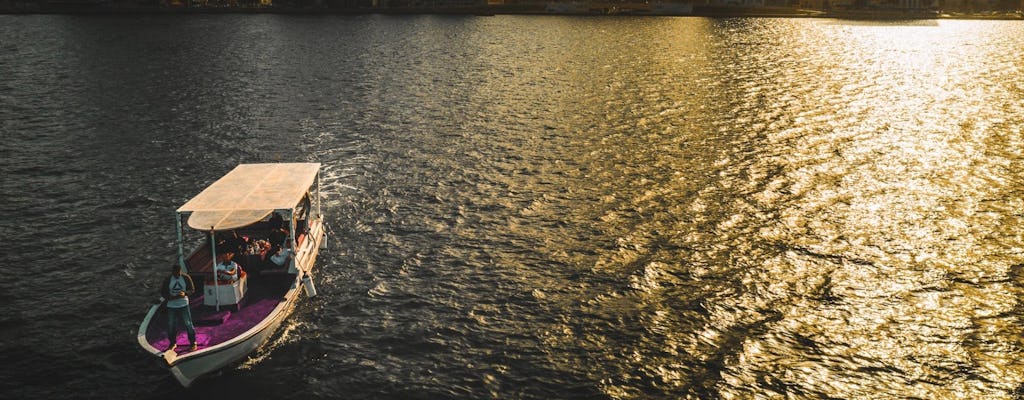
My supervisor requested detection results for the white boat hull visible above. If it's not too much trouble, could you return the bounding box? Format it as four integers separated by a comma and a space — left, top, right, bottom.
138, 299, 296, 387
137, 218, 325, 387
166, 299, 292, 387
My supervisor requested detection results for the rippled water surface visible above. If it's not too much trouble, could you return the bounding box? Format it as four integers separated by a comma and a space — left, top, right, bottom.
2, 14, 1024, 399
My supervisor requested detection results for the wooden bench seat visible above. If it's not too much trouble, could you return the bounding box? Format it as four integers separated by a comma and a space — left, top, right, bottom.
186, 245, 214, 279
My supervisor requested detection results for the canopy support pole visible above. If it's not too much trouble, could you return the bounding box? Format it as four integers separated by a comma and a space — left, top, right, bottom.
175, 212, 186, 272
210, 227, 220, 312
288, 210, 297, 274
316, 170, 322, 219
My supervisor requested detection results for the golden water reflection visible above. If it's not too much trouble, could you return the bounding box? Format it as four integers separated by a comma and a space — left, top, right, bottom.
726, 20, 1024, 399
531, 19, 1024, 399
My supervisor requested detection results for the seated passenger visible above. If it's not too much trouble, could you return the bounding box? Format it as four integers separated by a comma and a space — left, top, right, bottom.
214, 253, 240, 282
268, 227, 288, 254
269, 212, 286, 231
217, 230, 246, 258
269, 241, 294, 268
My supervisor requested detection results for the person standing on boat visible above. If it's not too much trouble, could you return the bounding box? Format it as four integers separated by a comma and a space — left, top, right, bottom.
215, 253, 240, 282
161, 264, 197, 352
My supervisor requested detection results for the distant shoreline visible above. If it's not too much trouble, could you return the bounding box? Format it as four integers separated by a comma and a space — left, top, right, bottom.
1, 5, 1021, 20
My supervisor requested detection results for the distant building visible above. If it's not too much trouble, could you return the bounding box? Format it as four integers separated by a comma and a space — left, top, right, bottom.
938, 0, 1018, 10
829, 0, 936, 9
43, 0, 112, 8
708, 0, 766, 6
380, 0, 483, 8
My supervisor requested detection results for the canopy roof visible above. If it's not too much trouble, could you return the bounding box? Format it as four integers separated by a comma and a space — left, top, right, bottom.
177, 163, 320, 231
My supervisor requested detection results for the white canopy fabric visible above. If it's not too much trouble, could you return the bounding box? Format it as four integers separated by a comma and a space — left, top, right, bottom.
177, 163, 320, 231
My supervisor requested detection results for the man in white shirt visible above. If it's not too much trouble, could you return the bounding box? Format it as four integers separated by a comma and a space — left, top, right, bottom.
215, 253, 240, 282
161, 264, 197, 352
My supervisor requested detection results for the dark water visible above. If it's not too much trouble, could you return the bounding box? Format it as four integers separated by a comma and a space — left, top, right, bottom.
2, 14, 1024, 399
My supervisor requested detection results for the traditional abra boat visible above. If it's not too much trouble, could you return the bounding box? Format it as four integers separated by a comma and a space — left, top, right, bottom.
137, 163, 327, 387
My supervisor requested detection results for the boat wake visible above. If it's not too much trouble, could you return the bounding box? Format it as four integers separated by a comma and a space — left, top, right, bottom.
238, 320, 304, 370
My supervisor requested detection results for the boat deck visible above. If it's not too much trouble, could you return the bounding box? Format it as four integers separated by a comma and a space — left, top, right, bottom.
145, 272, 295, 354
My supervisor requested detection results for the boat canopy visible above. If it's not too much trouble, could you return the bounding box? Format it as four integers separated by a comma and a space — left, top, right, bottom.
177, 163, 321, 231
